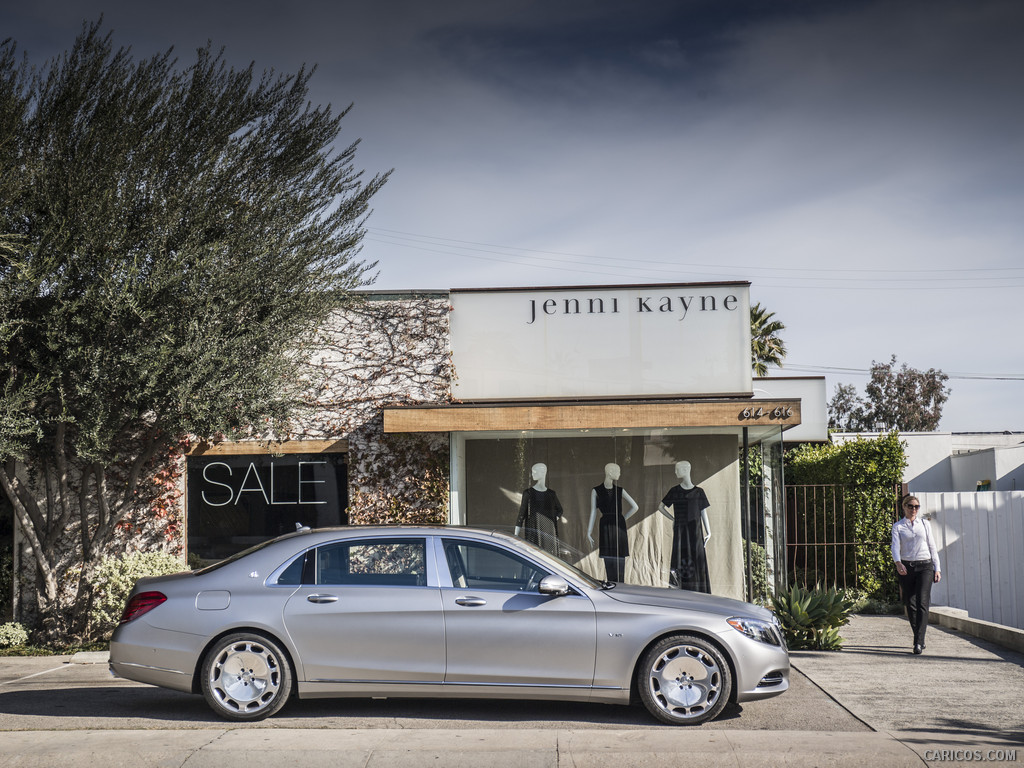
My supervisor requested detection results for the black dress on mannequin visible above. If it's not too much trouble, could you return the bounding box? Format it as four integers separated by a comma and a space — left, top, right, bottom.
594, 484, 630, 557
594, 484, 629, 580
516, 487, 563, 554
660, 484, 711, 593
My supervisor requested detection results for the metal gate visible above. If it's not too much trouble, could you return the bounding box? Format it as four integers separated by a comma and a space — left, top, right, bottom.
785, 483, 900, 594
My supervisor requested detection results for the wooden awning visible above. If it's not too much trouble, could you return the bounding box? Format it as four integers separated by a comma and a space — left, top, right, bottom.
383, 399, 801, 433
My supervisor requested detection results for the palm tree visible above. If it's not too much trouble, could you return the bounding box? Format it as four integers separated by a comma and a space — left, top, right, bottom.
750, 302, 787, 377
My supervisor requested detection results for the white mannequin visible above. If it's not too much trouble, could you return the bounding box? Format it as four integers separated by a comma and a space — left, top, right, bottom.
530, 462, 547, 492
587, 463, 639, 545
515, 463, 566, 535
658, 460, 711, 544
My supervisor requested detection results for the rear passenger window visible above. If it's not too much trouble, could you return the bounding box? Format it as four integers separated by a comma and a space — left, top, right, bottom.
316, 538, 427, 587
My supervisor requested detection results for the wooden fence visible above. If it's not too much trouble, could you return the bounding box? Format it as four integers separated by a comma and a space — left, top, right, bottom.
923, 491, 1024, 631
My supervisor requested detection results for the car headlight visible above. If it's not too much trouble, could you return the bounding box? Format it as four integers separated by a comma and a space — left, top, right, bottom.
727, 616, 783, 646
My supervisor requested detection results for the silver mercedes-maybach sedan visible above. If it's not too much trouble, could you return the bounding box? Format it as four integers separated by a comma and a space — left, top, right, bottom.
109, 526, 789, 724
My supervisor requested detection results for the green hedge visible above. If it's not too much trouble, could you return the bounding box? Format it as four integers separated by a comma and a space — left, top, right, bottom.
785, 433, 905, 602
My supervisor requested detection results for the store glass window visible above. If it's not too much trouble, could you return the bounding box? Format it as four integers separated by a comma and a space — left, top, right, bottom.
452, 426, 784, 601
186, 452, 347, 564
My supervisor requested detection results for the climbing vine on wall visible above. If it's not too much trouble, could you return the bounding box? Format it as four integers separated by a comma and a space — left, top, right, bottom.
292, 295, 454, 524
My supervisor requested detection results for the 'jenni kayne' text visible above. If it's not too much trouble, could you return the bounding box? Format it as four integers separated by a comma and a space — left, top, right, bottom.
527, 294, 739, 324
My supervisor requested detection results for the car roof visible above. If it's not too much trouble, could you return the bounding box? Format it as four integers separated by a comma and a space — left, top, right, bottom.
258, 525, 521, 549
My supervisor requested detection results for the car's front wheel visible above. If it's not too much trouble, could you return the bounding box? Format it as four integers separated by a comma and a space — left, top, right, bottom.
201, 632, 293, 721
637, 634, 732, 725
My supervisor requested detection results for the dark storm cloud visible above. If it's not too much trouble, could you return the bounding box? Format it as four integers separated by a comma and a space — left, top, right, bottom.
423, 1, 844, 86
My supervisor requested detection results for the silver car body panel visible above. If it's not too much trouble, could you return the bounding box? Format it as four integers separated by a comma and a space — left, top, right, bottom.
109, 526, 789, 710
283, 585, 446, 682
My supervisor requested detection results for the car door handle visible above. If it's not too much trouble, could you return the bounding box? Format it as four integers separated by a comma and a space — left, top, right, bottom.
306, 594, 338, 604
454, 596, 487, 607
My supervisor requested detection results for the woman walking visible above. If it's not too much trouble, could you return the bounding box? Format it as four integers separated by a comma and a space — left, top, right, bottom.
891, 494, 942, 654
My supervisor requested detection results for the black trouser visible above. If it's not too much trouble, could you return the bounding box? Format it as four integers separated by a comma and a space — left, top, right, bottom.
898, 560, 934, 647
602, 556, 626, 582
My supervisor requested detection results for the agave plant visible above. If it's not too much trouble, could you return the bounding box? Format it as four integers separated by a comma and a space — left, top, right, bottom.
771, 584, 855, 650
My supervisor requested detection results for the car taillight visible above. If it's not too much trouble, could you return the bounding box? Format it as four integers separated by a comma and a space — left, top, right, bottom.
119, 591, 167, 624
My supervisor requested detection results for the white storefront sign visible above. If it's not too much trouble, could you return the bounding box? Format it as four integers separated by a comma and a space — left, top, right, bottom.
450, 283, 752, 400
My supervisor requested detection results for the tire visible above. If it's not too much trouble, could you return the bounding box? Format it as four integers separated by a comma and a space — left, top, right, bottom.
636, 634, 732, 725
201, 632, 293, 721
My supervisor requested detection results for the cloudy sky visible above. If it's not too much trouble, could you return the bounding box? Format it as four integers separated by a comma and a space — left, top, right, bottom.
4, 0, 1023, 432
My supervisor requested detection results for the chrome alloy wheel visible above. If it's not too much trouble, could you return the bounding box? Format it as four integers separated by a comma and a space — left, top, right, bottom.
201, 633, 293, 720
637, 635, 731, 725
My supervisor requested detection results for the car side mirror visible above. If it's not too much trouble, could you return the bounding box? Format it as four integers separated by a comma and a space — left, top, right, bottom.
537, 575, 571, 596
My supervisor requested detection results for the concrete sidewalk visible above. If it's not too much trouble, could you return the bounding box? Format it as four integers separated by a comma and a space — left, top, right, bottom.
790, 613, 1024, 763
0, 614, 1022, 766
0, 727, 924, 767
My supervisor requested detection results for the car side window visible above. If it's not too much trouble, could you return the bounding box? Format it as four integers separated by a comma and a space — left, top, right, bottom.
443, 539, 548, 591
315, 538, 427, 587
275, 551, 308, 585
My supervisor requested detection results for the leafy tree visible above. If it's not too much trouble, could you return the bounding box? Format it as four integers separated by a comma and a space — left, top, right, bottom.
826, 383, 869, 431
0, 22, 388, 639
750, 302, 787, 377
828, 355, 950, 432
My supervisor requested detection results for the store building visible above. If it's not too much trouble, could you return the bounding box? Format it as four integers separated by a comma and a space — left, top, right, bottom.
179, 281, 824, 603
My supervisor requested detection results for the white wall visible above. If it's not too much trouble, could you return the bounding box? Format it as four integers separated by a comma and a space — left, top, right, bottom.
949, 446, 1024, 492
901, 434, 954, 492
950, 450, 998, 491
925, 491, 1024, 630
995, 447, 1024, 491
754, 376, 828, 443
450, 283, 752, 400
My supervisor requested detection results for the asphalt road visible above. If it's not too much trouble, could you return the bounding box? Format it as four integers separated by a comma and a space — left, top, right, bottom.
1, 615, 1022, 766
0, 651, 860, 732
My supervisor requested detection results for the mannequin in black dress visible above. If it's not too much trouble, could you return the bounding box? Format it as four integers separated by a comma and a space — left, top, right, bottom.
658, 460, 712, 593
586, 463, 639, 582
515, 463, 564, 555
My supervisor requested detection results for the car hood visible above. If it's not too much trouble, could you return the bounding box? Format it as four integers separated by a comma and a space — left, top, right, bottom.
601, 583, 774, 621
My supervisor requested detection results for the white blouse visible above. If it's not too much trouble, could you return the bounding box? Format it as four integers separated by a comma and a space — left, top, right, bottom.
891, 516, 941, 572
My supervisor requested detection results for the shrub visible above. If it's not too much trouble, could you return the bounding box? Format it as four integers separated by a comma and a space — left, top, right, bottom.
89, 552, 187, 637
772, 583, 855, 650
744, 540, 770, 605
846, 589, 903, 615
0, 621, 29, 648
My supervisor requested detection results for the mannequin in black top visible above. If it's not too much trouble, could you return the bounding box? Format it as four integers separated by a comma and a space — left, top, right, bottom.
586, 463, 639, 582
658, 460, 712, 593
515, 463, 564, 555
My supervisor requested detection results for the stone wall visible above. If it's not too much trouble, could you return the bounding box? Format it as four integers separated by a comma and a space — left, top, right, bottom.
292, 292, 454, 524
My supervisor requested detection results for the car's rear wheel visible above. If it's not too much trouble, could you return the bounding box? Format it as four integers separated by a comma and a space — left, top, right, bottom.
201, 632, 293, 721
637, 634, 732, 725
